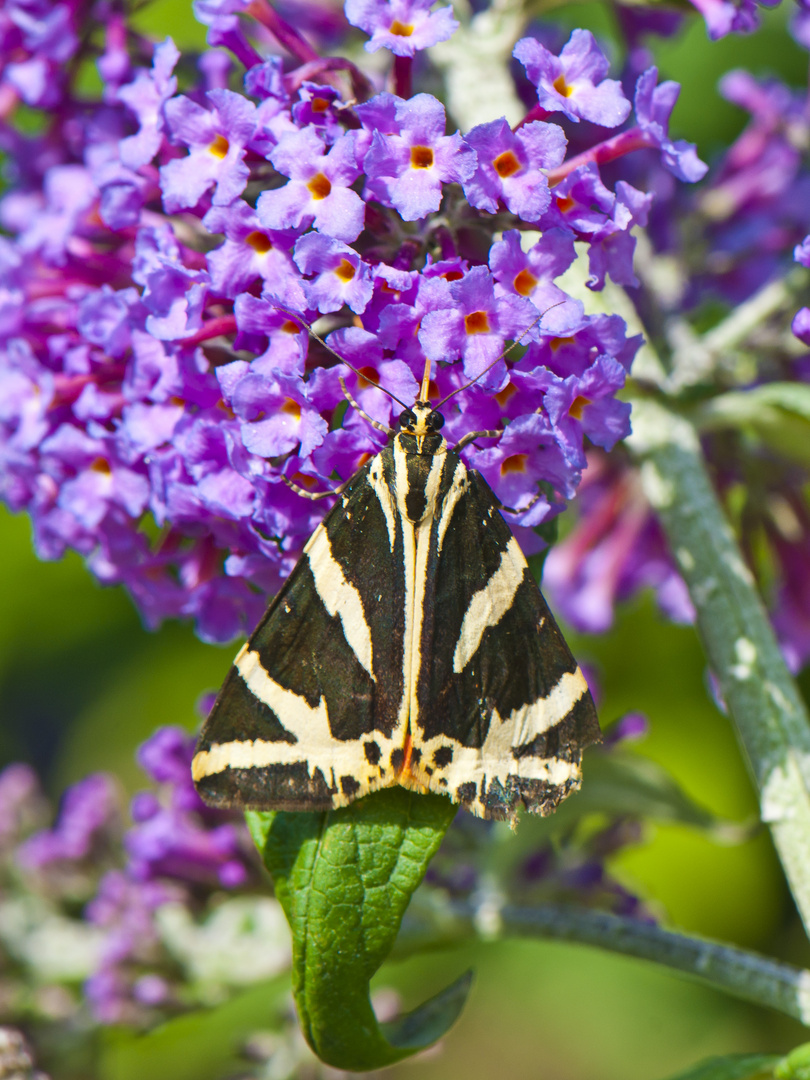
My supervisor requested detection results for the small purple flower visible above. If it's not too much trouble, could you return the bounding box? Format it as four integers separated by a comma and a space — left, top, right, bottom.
85, 870, 182, 1023
795, 235, 810, 269
418, 265, 536, 385
17, 774, 120, 869
203, 202, 304, 306
469, 412, 571, 520
793, 307, 810, 345
602, 712, 649, 747
77, 286, 144, 359
345, 0, 458, 56
362, 94, 476, 221
257, 127, 365, 243
233, 295, 309, 375
489, 229, 581, 331
117, 38, 180, 170
291, 82, 342, 137
688, 0, 760, 38
463, 118, 567, 220
513, 30, 631, 127
10, 164, 96, 267
222, 366, 329, 458
542, 355, 633, 468
133, 224, 209, 341
634, 67, 708, 183
585, 180, 653, 290
160, 89, 258, 212
293, 232, 374, 314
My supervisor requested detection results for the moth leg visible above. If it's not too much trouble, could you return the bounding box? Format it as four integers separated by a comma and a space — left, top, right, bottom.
281, 474, 349, 500
453, 429, 501, 452
499, 488, 544, 516
339, 376, 394, 436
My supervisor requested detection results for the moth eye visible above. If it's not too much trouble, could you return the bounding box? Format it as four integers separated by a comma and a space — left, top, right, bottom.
399, 409, 416, 429
427, 412, 445, 431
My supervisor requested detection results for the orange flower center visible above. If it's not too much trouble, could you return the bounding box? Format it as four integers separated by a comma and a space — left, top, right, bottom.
410, 145, 434, 169
464, 310, 491, 335
307, 172, 332, 200
495, 383, 517, 407
246, 231, 272, 254
552, 73, 574, 97
208, 134, 230, 158
513, 269, 538, 297
550, 336, 575, 351
500, 453, 528, 475
390, 19, 414, 35
282, 320, 301, 334
357, 366, 380, 388
334, 259, 356, 282
281, 399, 301, 419
556, 194, 575, 214
90, 457, 112, 474
569, 396, 590, 419
311, 97, 330, 113
493, 150, 521, 178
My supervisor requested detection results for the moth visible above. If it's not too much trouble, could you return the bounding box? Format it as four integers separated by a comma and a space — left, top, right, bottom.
193, 337, 600, 823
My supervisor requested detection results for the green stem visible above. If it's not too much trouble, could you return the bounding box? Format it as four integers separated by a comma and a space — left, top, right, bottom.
397, 899, 810, 1024
626, 396, 810, 934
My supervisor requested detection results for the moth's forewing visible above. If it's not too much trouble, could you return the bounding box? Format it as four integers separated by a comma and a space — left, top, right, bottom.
192, 454, 409, 810
409, 457, 600, 820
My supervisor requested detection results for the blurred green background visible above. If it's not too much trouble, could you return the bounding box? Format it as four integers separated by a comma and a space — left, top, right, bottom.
5, 1, 810, 1076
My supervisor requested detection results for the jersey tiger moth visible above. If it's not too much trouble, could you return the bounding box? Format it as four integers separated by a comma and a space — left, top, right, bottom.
192, 336, 600, 824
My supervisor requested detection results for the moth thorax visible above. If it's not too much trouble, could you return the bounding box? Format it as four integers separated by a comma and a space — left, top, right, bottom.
396, 401, 445, 456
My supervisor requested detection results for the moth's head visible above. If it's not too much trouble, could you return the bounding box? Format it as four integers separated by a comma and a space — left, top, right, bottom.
396, 401, 445, 454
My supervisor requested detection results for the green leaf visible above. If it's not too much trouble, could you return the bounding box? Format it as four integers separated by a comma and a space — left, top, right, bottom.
247, 787, 465, 1072
696, 384, 810, 468
776, 1041, 810, 1079
659, 1052, 779, 1080
98, 976, 289, 1080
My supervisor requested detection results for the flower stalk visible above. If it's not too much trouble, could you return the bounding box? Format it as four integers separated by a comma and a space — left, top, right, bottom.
626, 395, 810, 934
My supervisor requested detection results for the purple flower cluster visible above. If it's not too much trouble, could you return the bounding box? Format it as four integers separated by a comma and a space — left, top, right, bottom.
86, 727, 255, 1022
0, 727, 255, 1026
0, 8, 706, 642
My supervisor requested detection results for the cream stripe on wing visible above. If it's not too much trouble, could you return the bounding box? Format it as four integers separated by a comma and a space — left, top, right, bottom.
436, 459, 468, 554
367, 458, 397, 552
504, 667, 589, 745
412, 667, 590, 795
453, 536, 529, 673
304, 523, 374, 680
191, 649, 395, 788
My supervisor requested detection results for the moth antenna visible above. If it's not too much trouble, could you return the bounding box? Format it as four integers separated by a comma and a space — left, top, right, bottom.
282, 474, 349, 500
498, 488, 545, 516
338, 376, 394, 436
269, 303, 409, 411
433, 300, 567, 412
